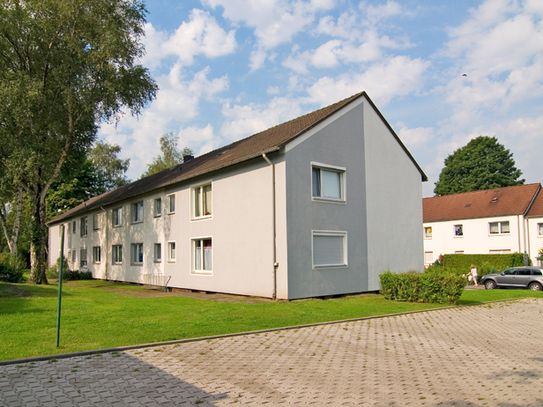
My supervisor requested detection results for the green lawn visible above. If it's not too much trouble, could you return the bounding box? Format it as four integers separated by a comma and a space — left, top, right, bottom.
1, 280, 541, 361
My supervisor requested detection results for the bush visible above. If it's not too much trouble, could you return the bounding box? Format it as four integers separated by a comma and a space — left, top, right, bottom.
443, 253, 528, 272
46, 255, 70, 279
380, 268, 465, 305
46, 256, 92, 281
0, 253, 27, 283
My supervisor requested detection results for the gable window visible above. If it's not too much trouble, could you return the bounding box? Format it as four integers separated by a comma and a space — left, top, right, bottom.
311, 163, 345, 201
489, 221, 510, 235
454, 224, 463, 237
168, 194, 176, 214
132, 201, 143, 223
112, 245, 122, 264
80, 248, 88, 268
154, 198, 162, 217
154, 243, 161, 262
80, 217, 88, 237
93, 213, 100, 230
131, 243, 143, 264
93, 246, 101, 263
192, 238, 212, 273
424, 227, 432, 239
312, 231, 347, 268
538, 223, 543, 236
193, 183, 212, 218
168, 242, 176, 262
112, 207, 122, 227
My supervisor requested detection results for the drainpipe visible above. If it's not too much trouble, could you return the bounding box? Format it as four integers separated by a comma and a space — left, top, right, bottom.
101, 207, 108, 280
262, 153, 278, 300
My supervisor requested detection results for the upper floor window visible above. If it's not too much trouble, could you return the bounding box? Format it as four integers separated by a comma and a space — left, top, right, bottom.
489, 221, 509, 235
424, 227, 432, 239
312, 231, 347, 268
154, 198, 162, 217
80, 217, 88, 237
72, 220, 77, 234
538, 223, 543, 236
311, 163, 345, 202
168, 194, 176, 214
112, 207, 122, 227
132, 201, 143, 224
454, 224, 463, 237
193, 183, 212, 218
93, 213, 100, 230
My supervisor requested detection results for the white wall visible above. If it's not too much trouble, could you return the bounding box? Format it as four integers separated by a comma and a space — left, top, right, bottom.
527, 217, 543, 266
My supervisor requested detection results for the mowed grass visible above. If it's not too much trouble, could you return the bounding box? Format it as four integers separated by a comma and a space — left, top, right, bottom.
1, 280, 542, 361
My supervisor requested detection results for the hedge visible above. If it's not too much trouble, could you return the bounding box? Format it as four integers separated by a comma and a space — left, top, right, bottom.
442, 253, 527, 273
380, 269, 465, 305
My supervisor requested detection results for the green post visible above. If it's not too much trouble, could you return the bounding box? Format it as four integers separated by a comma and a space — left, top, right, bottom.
56, 225, 65, 348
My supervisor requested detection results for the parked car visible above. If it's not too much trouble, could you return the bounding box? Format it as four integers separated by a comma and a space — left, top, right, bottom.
481, 267, 543, 290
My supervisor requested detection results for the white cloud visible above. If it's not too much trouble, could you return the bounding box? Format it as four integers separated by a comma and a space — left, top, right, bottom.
178, 124, 220, 156
396, 122, 434, 147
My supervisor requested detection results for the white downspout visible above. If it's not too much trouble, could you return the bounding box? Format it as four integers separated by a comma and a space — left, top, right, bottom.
101, 207, 108, 280
262, 153, 278, 300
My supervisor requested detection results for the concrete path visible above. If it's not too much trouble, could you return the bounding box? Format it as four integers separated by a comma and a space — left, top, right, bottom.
1, 298, 543, 406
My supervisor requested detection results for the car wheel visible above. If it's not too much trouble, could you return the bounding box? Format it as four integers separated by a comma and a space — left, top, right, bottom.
485, 280, 497, 290
528, 282, 543, 291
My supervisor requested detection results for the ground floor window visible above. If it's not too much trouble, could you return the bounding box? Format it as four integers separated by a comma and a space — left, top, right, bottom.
424, 251, 433, 264
168, 241, 176, 262
112, 245, 122, 264
312, 231, 347, 268
193, 238, 212, 273
80, 248, 87, 268
154, 243, 161, 262
93, 246, 101, 263
131, 243, 143, 264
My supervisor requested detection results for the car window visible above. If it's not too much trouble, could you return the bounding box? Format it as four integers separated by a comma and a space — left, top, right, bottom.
532, 270, 543, 276
503, 269, 517, 275
518, 269, 531, 276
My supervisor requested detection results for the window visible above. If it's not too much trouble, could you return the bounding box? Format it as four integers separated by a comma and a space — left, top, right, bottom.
80, 217, 88, 237
71, 249, 76, 263
154, 198, 162, 217
132, 201, 143, 223
489, 221, 510, 235
312, 231, 347, 268
193, 238, 212, 272
154, 243, 162, 262
131, 243, 143, 264
80, 248, 87, 268
424, 251, 433, 264
112, 207, 122, 227
72, 221, 76, 234
168, 242, 176, 262
93, 246, 101, 263
424, 227, 432, 239
454, 224, 463, 237
538, 223, 543, 236
193, 183, 212, 218
489, 249, 511, 254
93, 214, 100, 230
168, 194, 176, 214
112, 245, 122, 264
311, 164, 345, 201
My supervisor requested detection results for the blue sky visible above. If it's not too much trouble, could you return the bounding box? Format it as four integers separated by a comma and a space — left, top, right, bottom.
98, 0, 543, 197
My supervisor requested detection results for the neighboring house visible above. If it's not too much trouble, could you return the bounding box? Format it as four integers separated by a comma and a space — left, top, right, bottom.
48, 91, 426, 300
423, 183, 543, 267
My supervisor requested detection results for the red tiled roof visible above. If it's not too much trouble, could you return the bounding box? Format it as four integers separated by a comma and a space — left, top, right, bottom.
527, 191, 543, 217
49, 91, 426, 224
423, 183, 541, 223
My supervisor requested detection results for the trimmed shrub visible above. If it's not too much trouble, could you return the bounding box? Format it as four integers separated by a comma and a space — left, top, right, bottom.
46, 256, 92, 280
380, 269, 465, 305
0, 253, 27, 283
443, 253, 528, 272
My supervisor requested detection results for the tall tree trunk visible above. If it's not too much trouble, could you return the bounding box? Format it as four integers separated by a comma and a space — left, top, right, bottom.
0, 186, 23, 254
29, 187, 48, 285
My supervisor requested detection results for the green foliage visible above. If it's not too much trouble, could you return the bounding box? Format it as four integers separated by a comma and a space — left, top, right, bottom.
443, 253, 527, 275
380, 269, 465, 304
141, 132, 193, 177
0, 252, 26, 283
434, 136, 524, 196
88, 140, 130, 191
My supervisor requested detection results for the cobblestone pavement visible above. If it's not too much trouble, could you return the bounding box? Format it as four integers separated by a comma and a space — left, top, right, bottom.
2, 298, 543, 406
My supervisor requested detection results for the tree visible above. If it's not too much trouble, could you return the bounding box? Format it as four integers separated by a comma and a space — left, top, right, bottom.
434, 136, 524, 196
88, 140, 130, 191
141, 132, 193, 177
0, 0, 158, 284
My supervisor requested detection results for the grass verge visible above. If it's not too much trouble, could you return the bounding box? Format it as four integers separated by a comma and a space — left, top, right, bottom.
1, 280, 541, 361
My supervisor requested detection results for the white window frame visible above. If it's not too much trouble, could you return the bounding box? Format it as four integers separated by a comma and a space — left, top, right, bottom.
168, 194, 176, 214
311, 230, 348, 268
424, 251, 433, 264
154, 243, 162, 262
489, 221, 510, 235
131, 243, 143, 265
538, 223, 543, 237
192, 237, 212, 274
93, 246, 101, 264
424, 227, 432, 239
93, 213, 100, 231
168, 241, 176, 262
192, 182, 212, 219
112, 245, 123, 264
454, 224, 463, 237
112, 207, 122, 227
80, 248, 88, 269
154, 198, 162, 217
311, 162, 346, 203
132, 201, 144, 224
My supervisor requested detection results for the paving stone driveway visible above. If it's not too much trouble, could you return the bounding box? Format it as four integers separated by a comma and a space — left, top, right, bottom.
1, 298, 543, 406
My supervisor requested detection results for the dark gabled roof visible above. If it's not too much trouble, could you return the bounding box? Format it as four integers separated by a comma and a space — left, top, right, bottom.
423, 183, 542, 223
527, 190, 543, 218
49, 91, 426, 225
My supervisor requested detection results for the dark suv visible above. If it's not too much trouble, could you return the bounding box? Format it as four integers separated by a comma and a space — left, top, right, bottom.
480, 266, 543, 290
